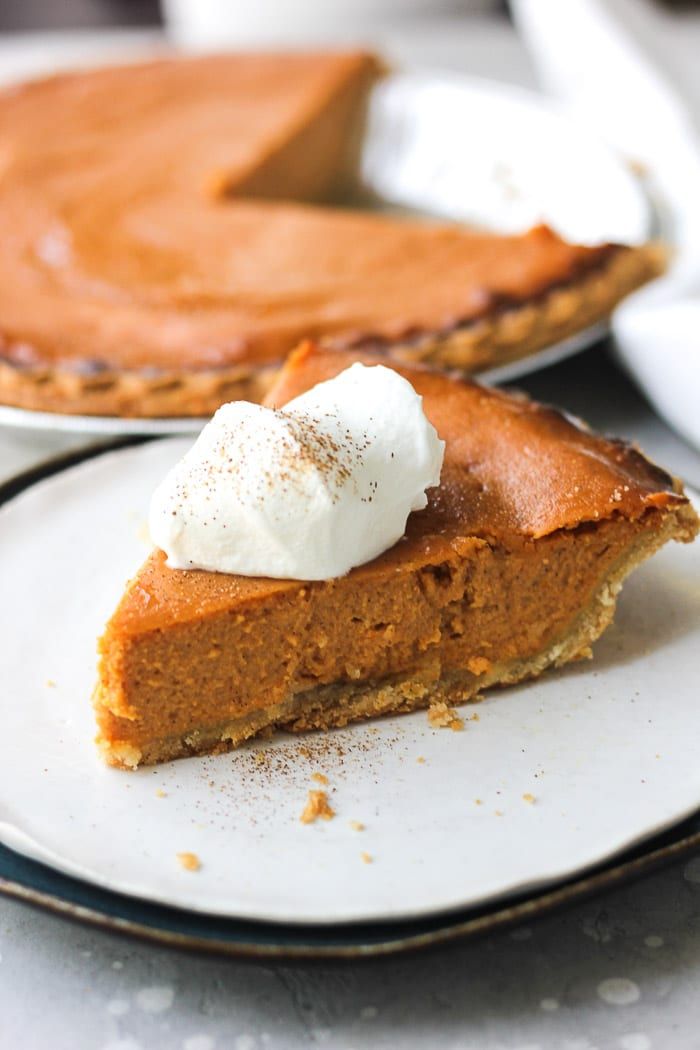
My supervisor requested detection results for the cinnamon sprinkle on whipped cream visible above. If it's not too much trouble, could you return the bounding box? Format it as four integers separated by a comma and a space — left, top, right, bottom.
149, 364, 444, 580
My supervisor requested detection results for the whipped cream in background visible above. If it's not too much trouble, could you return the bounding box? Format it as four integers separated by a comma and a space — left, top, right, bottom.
149, 364, 444, 580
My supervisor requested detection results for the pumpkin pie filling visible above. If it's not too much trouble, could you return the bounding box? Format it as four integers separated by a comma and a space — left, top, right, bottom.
94, 345, 698, 767
0, 52, 663, 417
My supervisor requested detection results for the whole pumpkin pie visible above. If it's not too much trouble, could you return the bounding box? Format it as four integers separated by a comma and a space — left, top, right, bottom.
0, 52, 662, 418
93, 343, 698, 768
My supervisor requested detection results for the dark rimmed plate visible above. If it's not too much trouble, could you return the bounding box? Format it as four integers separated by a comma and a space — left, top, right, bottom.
0, 441, 698, 961
1, 823, 698, 963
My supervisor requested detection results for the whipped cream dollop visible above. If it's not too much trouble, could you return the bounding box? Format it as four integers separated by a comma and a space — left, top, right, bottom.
149, 363, 444, 580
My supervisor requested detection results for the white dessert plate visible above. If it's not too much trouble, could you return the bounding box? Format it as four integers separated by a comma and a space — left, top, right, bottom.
0, 65, 651, 438
0, 439, 698, 925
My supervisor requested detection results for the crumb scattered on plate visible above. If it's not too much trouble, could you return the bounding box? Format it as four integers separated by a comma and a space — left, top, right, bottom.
360, 852, 373, 864
45, 679, 56, 688
474, 798, 483, 806
254, 751, 267, 767
416, 756, 426, 764
177, 852, 201, 871
155, 789, 167, 799
349, 820, 365, 832
428, 701, 464, 730
311, 772, 328, 785
522, 793, 536, 804
300, 790, 335, 824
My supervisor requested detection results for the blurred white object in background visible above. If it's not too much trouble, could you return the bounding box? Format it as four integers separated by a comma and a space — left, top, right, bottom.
162, 0, 497, 48
512, 0, 700, 453
362, 71, 649, 246
613, 299, 700, 452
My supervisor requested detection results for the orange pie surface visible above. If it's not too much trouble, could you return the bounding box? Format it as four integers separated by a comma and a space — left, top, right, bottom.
0, 52, 661, 417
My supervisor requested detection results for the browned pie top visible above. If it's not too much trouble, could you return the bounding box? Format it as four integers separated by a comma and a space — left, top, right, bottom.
0, 52, 618, 377
110, 344, 686, 635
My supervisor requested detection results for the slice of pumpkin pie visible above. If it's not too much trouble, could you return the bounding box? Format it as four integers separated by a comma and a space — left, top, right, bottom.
93, 343, 698, 767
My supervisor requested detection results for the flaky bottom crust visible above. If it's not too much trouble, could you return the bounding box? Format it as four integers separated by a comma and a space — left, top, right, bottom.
2, 243, 663, 419
96, 503, 695, 769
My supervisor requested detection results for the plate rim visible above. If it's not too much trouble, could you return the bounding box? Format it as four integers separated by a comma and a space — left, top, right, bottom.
0, 439, 698, 959
2, 821, 698, 963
